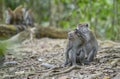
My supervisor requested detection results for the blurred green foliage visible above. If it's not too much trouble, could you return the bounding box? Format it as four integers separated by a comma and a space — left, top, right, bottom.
0, 42, 6, 59
1, 0, 120, 41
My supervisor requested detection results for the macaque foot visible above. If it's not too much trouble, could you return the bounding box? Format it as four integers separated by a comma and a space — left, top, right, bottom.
84, 61, 90, 65
72, 62, 80, 67
4, 61, 18, 67
63, 62, 68, 67
73, 65, 81, 68
63, 62, 71, 67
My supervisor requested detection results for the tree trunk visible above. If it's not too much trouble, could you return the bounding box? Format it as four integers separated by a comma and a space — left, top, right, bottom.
0, 0, 3, 21
49, 0, 57, 27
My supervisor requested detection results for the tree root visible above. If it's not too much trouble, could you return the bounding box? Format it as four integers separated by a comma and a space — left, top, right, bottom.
49, 65, 81, 76
36, 66, 62, 73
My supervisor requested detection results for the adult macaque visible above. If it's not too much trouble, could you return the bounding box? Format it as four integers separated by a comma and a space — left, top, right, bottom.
23, 9, 34, 27
49, 23, 98, 76
14, 5, 24, 25
5, 5, 24, 25
5, 5, 34, 27
64, 30, 86, 66
76, 23, 98, 65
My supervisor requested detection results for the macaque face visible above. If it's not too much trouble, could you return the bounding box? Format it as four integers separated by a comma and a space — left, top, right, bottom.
73, 23, 89, 38
68, 30, 81, 40
76, 23, 89, 34
68, 29, 82, 40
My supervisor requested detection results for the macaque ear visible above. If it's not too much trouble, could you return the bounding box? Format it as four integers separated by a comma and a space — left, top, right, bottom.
77, 24, 81, 29
85, 23, 89, 27
27, 9, 32, 14
7, 8, 13, 13
78, 24, 82, 27
14, 5, 23, 11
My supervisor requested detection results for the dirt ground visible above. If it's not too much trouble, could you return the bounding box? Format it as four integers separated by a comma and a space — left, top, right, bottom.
0, 38, 120, 79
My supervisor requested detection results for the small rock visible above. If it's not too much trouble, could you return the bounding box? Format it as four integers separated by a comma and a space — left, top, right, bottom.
41, 63, 55, 69
4, 61, 18, 67
15, 71, 25, 75
32, 50, 37, 54
38, 58, 43, 62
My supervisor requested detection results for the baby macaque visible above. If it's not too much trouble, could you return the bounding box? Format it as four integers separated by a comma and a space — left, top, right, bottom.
64, 30, 86, 66
76, 23, 98, 64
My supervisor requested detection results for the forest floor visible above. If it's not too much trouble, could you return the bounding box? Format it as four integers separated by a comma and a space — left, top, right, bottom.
0, 38, 120, 79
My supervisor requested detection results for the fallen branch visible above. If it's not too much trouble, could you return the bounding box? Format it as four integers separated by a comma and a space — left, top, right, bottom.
49, 65, 81, 76
35, 26, 68, 39
0, 24, 68, 39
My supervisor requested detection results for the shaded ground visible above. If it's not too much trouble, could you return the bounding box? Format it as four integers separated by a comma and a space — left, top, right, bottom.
0, 38, 120, 79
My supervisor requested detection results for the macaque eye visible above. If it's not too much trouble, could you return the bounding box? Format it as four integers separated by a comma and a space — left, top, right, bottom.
75, 31, 81, 37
